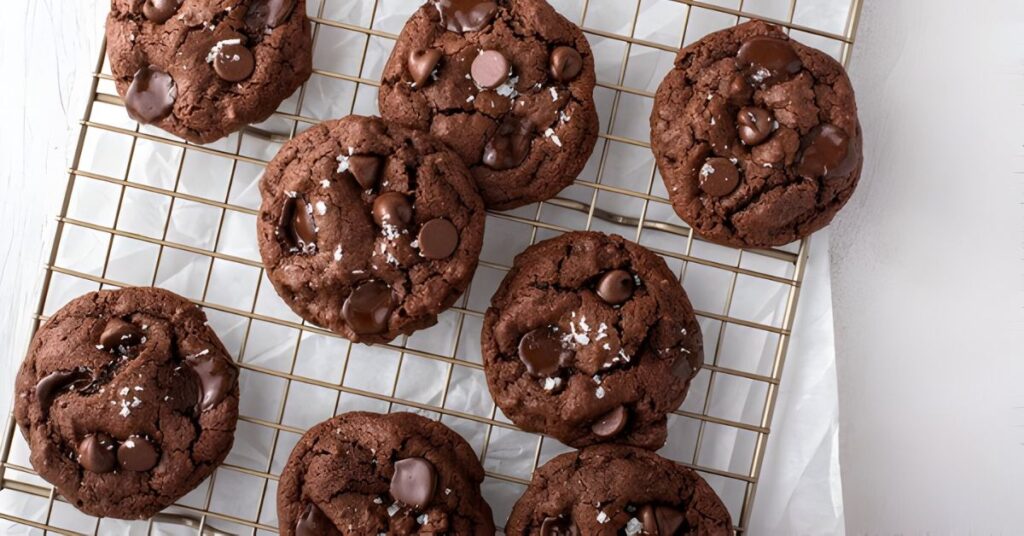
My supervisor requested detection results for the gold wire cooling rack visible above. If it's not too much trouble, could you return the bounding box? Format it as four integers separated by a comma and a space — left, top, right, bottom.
0, 0, 863, 533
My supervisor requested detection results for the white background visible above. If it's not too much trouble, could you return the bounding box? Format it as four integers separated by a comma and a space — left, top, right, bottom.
0, 0, 1021, 534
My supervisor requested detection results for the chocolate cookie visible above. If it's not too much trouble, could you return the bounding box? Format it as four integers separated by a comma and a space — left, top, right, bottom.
506, 445, 732, 535
256, 115, 486, 344
482, 231, 702, 449
105, 0, 314, 144
13, 287, 240, 519
276, 411, 496, 535
651, 20, 863, 248
379, 0, 600, 210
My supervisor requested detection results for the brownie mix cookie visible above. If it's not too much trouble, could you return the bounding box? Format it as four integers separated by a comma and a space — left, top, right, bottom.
13, 287, 239, 519
379, 0, 600, 210
106, 0, 314, 144
277, 411, 495, 535
651, 20, 862, 248
482, 232, 702, 449
506, 445, 732, 535
257, 115, 486, 344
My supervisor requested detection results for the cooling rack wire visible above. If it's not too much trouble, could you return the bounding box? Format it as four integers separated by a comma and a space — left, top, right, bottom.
0, 0, 863, 533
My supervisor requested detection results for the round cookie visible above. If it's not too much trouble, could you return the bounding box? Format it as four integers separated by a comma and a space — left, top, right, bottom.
13, 287, 240, 519
105, 0, 314, 144
505, 445, 733, 535
276, 411, 496, 535
651, 20, 863, 248
482, 231, 702, 449
379, 0, 600, 210
256, 115, 486, 344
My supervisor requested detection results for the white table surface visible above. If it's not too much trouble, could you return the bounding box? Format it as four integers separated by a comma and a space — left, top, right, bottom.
0, 0, 1020, 534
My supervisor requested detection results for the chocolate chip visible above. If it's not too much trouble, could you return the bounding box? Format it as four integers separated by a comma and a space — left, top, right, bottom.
639, 504, 689, 535
408, 48, 443, 87
640, 505, 659, 534
471, 50, 510, 89
483, 116, 534, 170
78, 433, 117, 473
35, 369, 92, 416
295, 503, 340, 536
390, 457, 436, 509
100, 318, 144, 350
125, 66, 176, 124
433, 0, 499, 34
117, 435, 159, 472
342, 280, 393, 335
372, 192, 414, 228
591, 405, 628, 438
348, 155, 383, 190
737, 107, 775, 146
518, 326, 572, 378
596, 269, 635, 305
726, 73, 753, 105
737, 36, 802, 86
698, 157, 740, 197
671, 354, 695, 380
245, 0, 297, 30
142, 0, 181, 23
186, 351, 237, 412
213, 43, 255, 82
417, 219, 459, 260
549, 46, 583, 83
796, 124, 854, 179
279, 196, 318, 254
540, 516, 578, 536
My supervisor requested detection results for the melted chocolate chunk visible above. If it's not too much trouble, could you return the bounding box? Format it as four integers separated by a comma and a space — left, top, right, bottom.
186, 351, 238, 412
125, 66, 176, 124
595, 270, 635, 305
737, 36, 802, 86
213, 43, 255, 82
698, 157, 740, 197
549, 46, 583, 83
390, 457, 437, 509
347, 155, 383, 190
372, 192, 414, 228
117, 435, 160, 472
245, 0, 298, 30
279, 196, 318, 254
408, 48, 443, 87
295, 503, 340, 536
471, 50, 510, 89
99, 318, 144, 351
639, 504, 687, 536
518, 326, 572, 378
796, 123, 855, 179
417, 218, 459, 260
482, 116, 534, 170
342, 280, 394, 335
78, 433, 118, 474
591, 405, 628, 438
726, 73, 753, 105
142, 0, 181, 23
433, 0, 499, 34
540, 516, 579, 536
35, 369, 92, 416
737, 107, 775, 146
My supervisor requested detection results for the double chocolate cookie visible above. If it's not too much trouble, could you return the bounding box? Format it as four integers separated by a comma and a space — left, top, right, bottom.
256, 115, 486, 344
106, 0, 314, 144
276, 411, 495, 535
482, 232, 702, 449
651, 21, 862, 248
13, 287, 239, 519
506, 445, 732, 535
379, 0, 600, 210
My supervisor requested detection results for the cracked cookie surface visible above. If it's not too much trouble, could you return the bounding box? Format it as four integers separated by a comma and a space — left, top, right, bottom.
379, 0, 599, 210
105, 0, 313, 144
13, 287, 239, 519
482, 231, 702, 449
651, 20, 862, 248
277, 411, 495, 535
506, 445, 732, 535
256, 115, 486, 344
